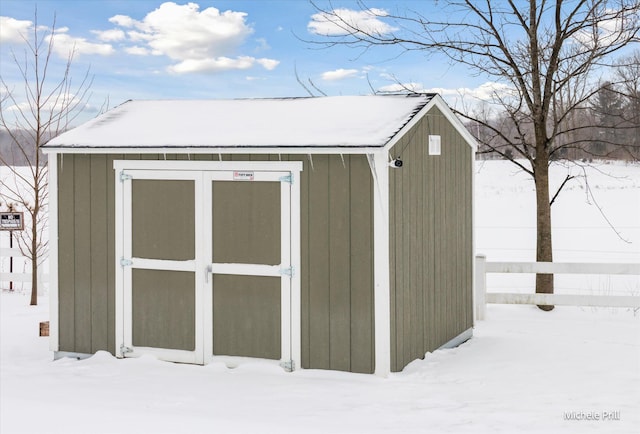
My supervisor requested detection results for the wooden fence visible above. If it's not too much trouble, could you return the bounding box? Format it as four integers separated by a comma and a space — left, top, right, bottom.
0, 247, 48, 290
475, 254, 640, 320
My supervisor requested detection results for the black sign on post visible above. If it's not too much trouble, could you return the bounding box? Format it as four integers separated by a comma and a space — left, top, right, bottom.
0, 212, 24, 231
2, 211, 24, 291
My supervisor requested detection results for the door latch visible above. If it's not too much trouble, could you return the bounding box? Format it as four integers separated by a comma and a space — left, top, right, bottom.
205, 264, 213, 283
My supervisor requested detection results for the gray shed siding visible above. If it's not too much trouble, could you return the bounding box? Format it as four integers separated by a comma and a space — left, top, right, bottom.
55, 153, 375, 373
389, 106, 474, 372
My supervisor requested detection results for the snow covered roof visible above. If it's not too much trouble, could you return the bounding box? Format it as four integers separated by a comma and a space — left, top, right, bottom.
43, 94, 434, 150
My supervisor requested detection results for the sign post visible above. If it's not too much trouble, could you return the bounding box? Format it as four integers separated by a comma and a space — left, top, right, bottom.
1, 211, 24, 291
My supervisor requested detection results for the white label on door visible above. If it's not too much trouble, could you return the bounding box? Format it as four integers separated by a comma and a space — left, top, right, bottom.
233, 171, 254, 181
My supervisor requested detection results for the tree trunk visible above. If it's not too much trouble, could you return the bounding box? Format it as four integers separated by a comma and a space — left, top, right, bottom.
534, 156, 554, 311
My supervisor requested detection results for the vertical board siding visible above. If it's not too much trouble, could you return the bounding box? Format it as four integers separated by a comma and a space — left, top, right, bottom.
58, 154, 117, 354
57, 154, 75, 351
328, 156, 351, 371
89, 155, 108, 352
73, 154, 92, 354
57, 153, 375, 373
307, 155, 331, 369
348, 157, 374, 374
301, 154, 374, 373
389, 107, 474, 372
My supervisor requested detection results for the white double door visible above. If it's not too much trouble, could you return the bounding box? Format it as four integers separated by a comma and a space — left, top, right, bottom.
114, 161, 301, 369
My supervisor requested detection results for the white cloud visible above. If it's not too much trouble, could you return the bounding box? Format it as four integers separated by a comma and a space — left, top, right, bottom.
47, 36, 111, 57
255, 37, 270, 51
377, 82, 425, 93
308, 8, 397, 36
256, 58, 279, 70
92, 28, 126, 42
373, 80, 516, 113
1, 17, 113, 58
425, 82, 514, 100
125, 45, 151, 56
126, 30, 152, 43
107, 2, 277, 74
5, 93, 92, 114
168, 56, 279, 74
47, 30, 115, 57
0, 16, 32, 43
109, 14, 136, 28
572, 9, 631, 48
321, 68, 359, 81
375, 80, 513, 100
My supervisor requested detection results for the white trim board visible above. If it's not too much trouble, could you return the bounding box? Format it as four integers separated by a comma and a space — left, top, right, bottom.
44, 147, 385, 155
114, 160, 303, 172
48, 153, 59, 352
370, 151, 391, 377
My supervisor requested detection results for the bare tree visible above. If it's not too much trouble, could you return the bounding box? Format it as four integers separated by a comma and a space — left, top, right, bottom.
614, 50, 640, 151
309, 0, 640, 308
0, 12, 93, 305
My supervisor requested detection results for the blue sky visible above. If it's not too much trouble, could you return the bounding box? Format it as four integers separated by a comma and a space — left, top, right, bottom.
0, 1, 493, 124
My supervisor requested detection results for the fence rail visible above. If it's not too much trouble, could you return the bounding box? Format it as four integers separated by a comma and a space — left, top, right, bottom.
0, 248, 48, 289
475, 255, 640, 320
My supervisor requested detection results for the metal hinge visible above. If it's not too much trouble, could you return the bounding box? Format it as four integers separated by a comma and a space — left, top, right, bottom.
280, 359, 295, 372
279, 173, 293, 184
120, 171, 132, 182
280, 266, 294, 277
120, 344, 133, 355
120, 257, 133, 267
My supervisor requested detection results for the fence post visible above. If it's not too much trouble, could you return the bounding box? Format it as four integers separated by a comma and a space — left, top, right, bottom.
475, 254, 487, 321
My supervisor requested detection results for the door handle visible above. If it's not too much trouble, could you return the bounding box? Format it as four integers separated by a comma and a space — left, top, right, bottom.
205, 264, 212, 283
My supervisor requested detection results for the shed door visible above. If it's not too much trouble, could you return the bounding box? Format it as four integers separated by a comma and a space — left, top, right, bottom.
205, 171, 293, 365
115, 162, 301, 370
118, 170, 204, 364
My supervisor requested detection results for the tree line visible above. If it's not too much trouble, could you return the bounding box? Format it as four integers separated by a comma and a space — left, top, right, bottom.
473, 51, 640, 162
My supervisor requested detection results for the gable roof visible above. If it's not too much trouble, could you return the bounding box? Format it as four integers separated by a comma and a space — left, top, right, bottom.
43, 94, 435, 151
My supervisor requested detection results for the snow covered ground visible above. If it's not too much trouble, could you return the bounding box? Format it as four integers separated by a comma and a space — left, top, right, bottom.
476, 160, 640, 297
1, 160, 639, 433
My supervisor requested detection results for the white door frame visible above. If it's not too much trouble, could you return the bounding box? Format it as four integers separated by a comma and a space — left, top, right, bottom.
114, 160, 302, 370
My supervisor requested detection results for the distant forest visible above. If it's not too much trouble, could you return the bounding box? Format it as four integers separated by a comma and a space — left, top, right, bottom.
0, 130, 48, 166
470, 81, 640, 162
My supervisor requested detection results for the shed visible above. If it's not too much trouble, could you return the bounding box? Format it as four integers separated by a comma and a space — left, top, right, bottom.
42, 94, 476, 375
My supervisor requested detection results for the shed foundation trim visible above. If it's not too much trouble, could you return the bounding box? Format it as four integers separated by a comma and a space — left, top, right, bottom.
54, 351, 92, 361
437, 328, 473, 350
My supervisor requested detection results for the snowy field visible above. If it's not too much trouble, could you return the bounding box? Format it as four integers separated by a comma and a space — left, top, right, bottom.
1, 160, 639, 434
